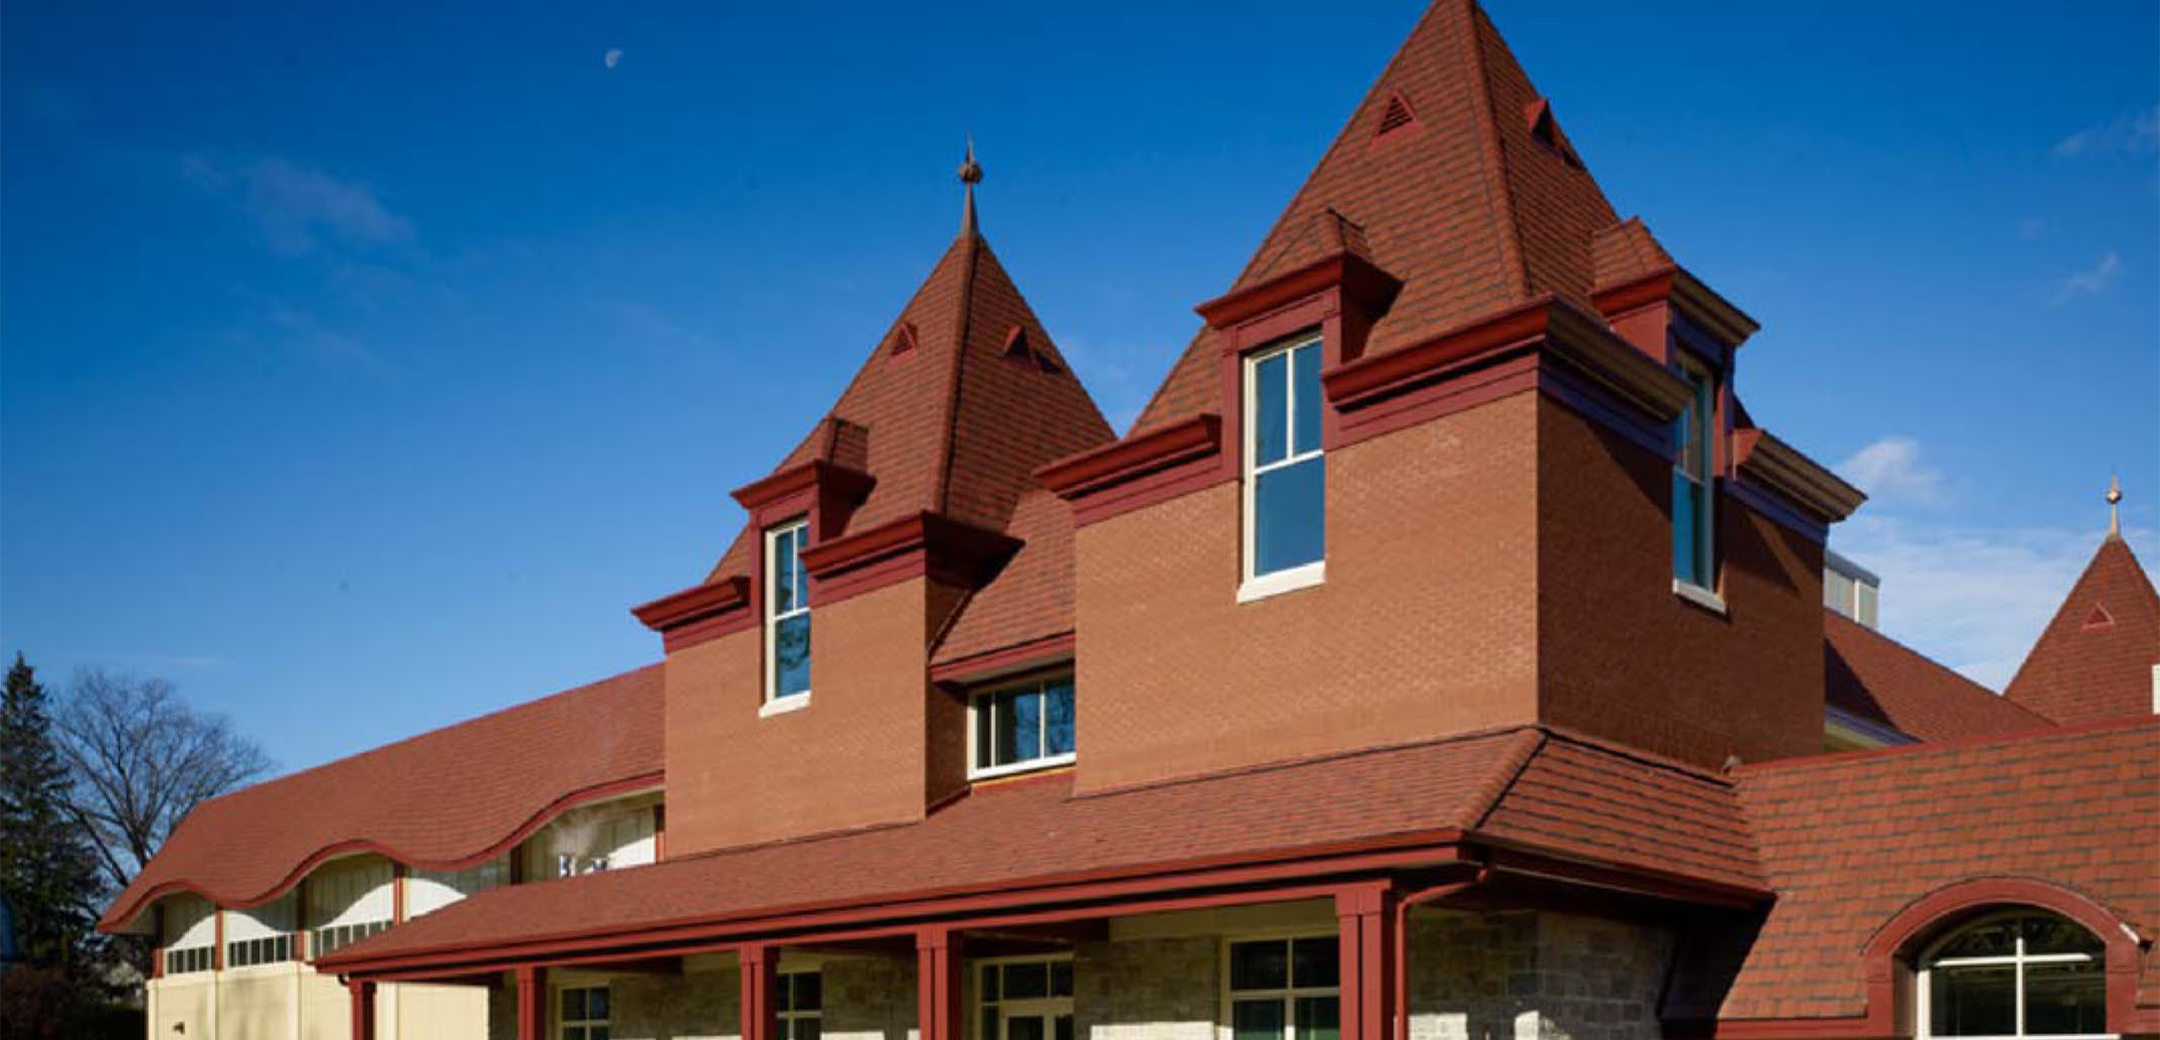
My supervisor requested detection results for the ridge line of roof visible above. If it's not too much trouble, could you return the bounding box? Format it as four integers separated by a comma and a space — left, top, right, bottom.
933, 231, 985, 517
1067, 723, 1540, 803
1823, 608, 2054, 728
1461, 0, 1530, 299
1733, 713, 2160, 776
1468, 728, 1548, 831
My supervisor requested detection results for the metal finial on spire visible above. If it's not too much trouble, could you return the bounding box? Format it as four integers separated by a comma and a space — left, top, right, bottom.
958, 136, 982, 238
2108, 474, 2124, 538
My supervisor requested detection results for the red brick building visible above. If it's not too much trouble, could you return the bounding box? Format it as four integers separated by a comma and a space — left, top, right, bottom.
100, 3, 2159, 1040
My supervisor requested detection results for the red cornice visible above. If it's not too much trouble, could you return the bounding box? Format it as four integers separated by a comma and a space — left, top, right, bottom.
1195, 251, 1401, 333
1036, 414, 1222, 500
800, 511, 1022, 605
929, 631, 1076, 686
731, 460, 876, 513
1322, 296, 1556, 406
1592, 265, 1760, 348
1732, 427, 1865, 524
631, 576, 755, 653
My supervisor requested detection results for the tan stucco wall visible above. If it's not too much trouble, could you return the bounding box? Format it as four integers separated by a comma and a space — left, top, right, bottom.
147, 967, 485, 1040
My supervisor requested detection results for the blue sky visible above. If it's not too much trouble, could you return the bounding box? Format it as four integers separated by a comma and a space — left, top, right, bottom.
3, 1, 2154, 776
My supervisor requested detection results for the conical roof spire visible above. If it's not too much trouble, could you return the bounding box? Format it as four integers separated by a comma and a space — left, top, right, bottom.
2108, 474, 2124, 539
958, 136, 983, 240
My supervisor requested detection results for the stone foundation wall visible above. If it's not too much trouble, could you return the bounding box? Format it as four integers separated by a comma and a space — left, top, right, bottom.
1406, 911, 1672, 1040
823, 956, 918, 1040
612, 967, 742, 1040
1073, 936, 1216, 1040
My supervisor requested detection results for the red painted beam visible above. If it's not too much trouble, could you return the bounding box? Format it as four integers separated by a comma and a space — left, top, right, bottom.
1336, 882, 1396, 1040
515, 965, 548, 1040
739, 943, 779, 1040
916, 927, 965, 1040
348, 980, 378, 1040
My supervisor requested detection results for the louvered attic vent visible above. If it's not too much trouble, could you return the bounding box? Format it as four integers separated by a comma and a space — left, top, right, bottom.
1001, 326, 1060, 373
1375, 92, 1417, 138
2083, 602, 2116, 630
889, 321, 918, 357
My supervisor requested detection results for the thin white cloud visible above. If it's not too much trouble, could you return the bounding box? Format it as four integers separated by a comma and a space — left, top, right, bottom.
1839, 436, 1946, 508
2052, 105, 2160, 158
182, 153, 413, 256
1833, 515, 2128, 690
2049, 251, 2123, 306
604, 48, 624, 69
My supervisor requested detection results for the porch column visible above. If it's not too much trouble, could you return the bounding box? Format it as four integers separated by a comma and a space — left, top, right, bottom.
347, 979, 377, 1040
1336, 883, 1397, 1040
516, 965, 549, 1040
916, 926, 965, 1040
739, 943, 780, 1040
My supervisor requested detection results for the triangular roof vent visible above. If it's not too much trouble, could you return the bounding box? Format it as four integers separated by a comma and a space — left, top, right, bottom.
1000, 325, 1060, 373
2083, 602, 2116, 630
1373, 91, 1419, 141
1524, 97, 1583, 168
888, 321, 919, 358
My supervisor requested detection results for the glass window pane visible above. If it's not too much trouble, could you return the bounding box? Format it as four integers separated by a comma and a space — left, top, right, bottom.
563, 989, 587, 1020
795, 972, 821, 1011
981, 964, 1001, 1002
587, 987, 609, 1019
990, 692, 1020, 766
1936, 920, 2019, 961
1291, 937, 1339, 988
796, 1021, 822, 1040
2021, 916, 2102, 957
1254, 457, 1325, 576
589, 1029, 610, 1040
1230, 940, 1290, 991
1672, 473, 1702, 586
1292, 343, 1321, 456
1050, 959, 1073, 997
982, 1008, 1001, 1040
1044, 681, 1075, 757
773, 529, 797, 614
1055, 1016, 1074, 1040
1931, 964, 2015, 1037
774, 613, 811, 696
2024, 960, 2106, 1035
1008, 1017, 1045, 1040
1232, 999, 1287, 1040
1296, 997, 1340, 1040
1003, 961, 1050, 999
1014, 691, 1043, 760
1255, 352, 1288, 466
791, 531, 810, 607
565, 1028, 587, 1040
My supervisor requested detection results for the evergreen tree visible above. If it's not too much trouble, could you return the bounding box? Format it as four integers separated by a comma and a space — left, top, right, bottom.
0, 652, 104, 976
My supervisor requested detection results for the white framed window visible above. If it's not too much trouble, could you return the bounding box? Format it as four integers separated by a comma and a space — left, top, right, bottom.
558, 984, 610, 1040
1240, 335, 1326, 601
161, 895, 217, 975
777, 971, 823, 1040
978, 955, 1074, 1040
969, 675, 1076, 780
1918, 912, 2111, 1040
764, 518, 812, 709
307, 857, 394, 958
1671, 355, 1718, 594
224, 892, 296, 968
1222, 934, 1339, 1040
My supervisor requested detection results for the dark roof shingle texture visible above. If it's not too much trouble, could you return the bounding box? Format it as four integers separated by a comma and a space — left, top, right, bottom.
1824, 610, 2054, 742
2004, 536, 2160, 724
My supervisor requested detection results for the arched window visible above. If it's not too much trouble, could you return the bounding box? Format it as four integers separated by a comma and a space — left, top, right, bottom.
1918, 911, 2111, 1039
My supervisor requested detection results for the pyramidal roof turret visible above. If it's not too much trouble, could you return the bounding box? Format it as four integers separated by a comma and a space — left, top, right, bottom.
703, 149, 1114, 581
2004, 479, 2160, 723
1136, 0, 1654, 433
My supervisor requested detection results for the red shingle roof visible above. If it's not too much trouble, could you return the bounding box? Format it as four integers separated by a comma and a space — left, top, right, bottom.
1135, 0, 1624, 434
2005, 535, 2160, 724
100, 665, 664, 931
1724, 718, 2160, 1021
319, 728, 1759, 969
932, 488, 1075, 665
1824, 610, 2055, 742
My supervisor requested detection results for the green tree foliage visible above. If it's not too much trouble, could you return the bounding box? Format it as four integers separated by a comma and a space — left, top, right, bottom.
0, 652, 115, 1035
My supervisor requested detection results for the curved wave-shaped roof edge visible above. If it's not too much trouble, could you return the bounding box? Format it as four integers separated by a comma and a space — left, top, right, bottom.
100, 664, 666, 933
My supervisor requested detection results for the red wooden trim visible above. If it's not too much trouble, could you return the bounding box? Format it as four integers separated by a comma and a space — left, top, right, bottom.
732, 460, 874, 513
653, 804, 666, 862
1473, 840, 1767, 909
632, 576, 751, 633
1195, 252, 1400, 338
1322, 296, 1554, 408
349, 979, 378, 1040
103, 771, 666, 928
800, 511, 1022, 605
213, 907, 225, 970
516, 965, 548, 1040
1036, 414, 1222, 501
392, 863, 408, 924
930, 631, 1076, 685
1336, 881, 1396, 1040
916, 927, 965, 1040
321, 838, 1475, 976
740, 943, 778, 1040
149, 904, 165, 979
294, 877, 310, 962
1591, 265, 1759, 348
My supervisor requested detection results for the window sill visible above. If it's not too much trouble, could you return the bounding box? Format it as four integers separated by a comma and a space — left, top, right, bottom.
1672, 579, 1727, 616
1238, 561, 1326, 604
759, 692, 812, 718
968, 753, 1077, 783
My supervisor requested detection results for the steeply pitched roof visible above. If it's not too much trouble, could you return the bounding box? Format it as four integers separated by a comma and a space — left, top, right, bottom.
318, 727, 1760, 970
931, 487, 1075, 666
1724, 718, 2160, 1021
100, 665, 664, 931
2004, 535, 2160, 723
1135, 0, 1623, 434
705, 221, 1113, 582
1824, 610, 2054, 742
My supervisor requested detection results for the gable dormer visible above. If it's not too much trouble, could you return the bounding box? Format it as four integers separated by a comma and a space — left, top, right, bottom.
637, 166, 1112, 854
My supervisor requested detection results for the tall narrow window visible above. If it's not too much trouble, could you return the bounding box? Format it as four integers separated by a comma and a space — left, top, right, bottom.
777, 972, 823, 1040
558, 985, 610, 1040
970, 676, 1076, 779
1918, 912, 2107, 1039
979, 956, 1075, 1040
765, 518, 811, 705
1226, 936, 1339, 1040
1671, 357, 1717, 592
1243, 336, 1325, 597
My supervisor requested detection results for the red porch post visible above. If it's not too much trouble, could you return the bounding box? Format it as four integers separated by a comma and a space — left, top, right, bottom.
347, 979, 377, 1040
739, 943, 779, 1040
916, 926, 965, 1040
516, 965, 549, 1040
1337, 882, 1397, 1040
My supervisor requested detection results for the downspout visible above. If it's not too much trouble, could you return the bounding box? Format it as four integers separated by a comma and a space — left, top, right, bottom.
1393, 861, 1493, 1040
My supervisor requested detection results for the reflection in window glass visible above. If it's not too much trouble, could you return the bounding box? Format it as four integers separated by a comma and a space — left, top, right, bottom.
1245, 337, 1325, 583
1921, 912, 2108, 1038
1228, 936, 1340, 1040
766, 520, 812, 701
973, 677, 1076, 775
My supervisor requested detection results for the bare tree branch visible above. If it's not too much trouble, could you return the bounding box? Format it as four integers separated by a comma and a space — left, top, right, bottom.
53, 669, 274, 894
